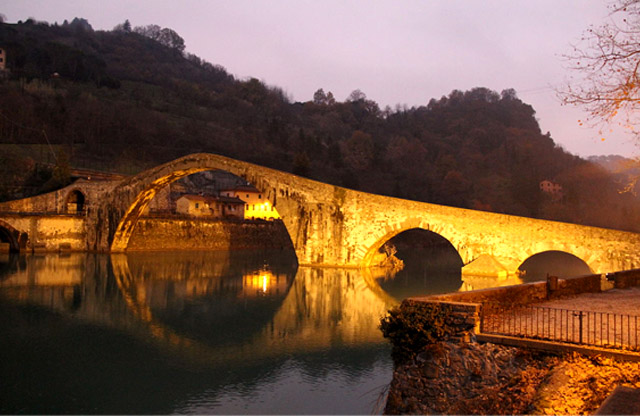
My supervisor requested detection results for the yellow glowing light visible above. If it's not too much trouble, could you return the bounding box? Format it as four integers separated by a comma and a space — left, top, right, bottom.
243, 198, 280, 220
242, 270, 282, 296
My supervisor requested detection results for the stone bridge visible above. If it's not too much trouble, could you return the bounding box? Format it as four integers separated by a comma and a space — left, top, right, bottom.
1, 153, 640, 274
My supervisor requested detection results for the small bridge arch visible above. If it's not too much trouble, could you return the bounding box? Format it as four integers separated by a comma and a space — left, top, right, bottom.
516, 249, 593, 280
514, 241, 597, 276
65, 189, 86, 214
0, 219, 27, 253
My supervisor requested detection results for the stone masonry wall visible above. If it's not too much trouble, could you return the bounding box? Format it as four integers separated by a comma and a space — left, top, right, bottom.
0, 179, 120, 214
126, 217, 293, 251
418, 273, 602, 306
0, 215, 87, 251
418, 300, 480, 341
552, 273, 601, 297
610, 268, 640, 289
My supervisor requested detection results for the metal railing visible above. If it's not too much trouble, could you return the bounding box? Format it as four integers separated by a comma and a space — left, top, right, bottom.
481, 304, 640, 352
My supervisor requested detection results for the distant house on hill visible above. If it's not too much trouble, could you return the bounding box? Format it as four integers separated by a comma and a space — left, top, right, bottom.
539, 180, 563, 200
0, 47, 9, 80
0, 48, 6, 71
219, 185, 280, 220
175, 194, 244, 219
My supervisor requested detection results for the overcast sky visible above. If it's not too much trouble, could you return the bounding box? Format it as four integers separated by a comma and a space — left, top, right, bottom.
3, 0, 638, 158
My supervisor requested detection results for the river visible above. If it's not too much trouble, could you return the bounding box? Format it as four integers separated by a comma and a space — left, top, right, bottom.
0, 248, 522, 414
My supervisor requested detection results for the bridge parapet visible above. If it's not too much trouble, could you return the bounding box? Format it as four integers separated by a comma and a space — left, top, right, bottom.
0, 179, 120, 215
0, 179, 120, 252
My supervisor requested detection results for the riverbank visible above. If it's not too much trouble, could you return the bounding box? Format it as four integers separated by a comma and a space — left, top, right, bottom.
384, 340, 550, 414
384, 287, 640, 415
384, 339, 640, 414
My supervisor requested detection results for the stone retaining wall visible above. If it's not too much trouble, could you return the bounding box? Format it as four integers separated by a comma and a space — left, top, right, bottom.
385, 273, 616, 359
126, 217, 293, 251
551, 273, 602, 297
611, 268, 640, 289
413, 273, 603, 306
1, 215, 88, 252
420, 281, 548, 305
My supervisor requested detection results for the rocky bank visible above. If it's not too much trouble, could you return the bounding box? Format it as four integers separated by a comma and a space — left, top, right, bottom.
384, 340, 640, 415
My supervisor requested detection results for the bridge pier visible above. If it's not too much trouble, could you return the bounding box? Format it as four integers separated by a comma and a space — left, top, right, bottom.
461, 254, 514, 277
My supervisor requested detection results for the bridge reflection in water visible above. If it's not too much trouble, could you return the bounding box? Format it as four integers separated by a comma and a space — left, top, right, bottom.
0, 250, 520, 414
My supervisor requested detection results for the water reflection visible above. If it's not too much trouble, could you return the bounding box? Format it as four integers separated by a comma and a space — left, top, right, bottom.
0, 251, 396, 414
373, 245, 526, 299
376, 230, 464, 301
373, 246, 463, 302
111, 251, 298, 350
0, 248, 531, 414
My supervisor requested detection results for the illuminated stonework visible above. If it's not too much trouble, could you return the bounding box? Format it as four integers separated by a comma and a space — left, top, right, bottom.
1, 153, 639, 274
87, 153, 640, 274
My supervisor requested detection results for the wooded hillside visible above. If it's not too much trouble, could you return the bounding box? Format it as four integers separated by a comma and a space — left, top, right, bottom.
1, 18, 638, 231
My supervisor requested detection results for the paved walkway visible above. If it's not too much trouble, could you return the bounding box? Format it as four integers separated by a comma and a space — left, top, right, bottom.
482, 287, 640, 351
480, 287, 640, 415
533, 287, 640, 312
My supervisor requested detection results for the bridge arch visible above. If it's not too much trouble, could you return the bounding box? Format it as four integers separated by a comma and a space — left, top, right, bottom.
96, 154, 305, 254
517, 249, 593, 282
360, 218, 468, 267
65, 189, 86, 214
0, 219, 26, 253
514, 239, 596, 273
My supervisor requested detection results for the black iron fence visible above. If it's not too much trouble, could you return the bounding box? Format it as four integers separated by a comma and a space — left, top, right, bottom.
481, 304, 640, 352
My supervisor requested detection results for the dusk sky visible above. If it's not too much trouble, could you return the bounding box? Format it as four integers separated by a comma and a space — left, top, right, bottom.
3, 0, 638, 158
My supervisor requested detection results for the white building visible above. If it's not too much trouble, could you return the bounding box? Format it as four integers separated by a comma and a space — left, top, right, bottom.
219, 186, 280, 220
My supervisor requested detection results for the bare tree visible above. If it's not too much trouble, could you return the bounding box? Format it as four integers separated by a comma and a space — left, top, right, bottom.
560, 1, 640, 137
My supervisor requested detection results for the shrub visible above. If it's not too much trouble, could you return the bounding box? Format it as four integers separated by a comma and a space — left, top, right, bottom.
380, 300, 456, 363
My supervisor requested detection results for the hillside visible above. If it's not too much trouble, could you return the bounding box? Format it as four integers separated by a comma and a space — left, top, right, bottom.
0, 18, 639, 232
